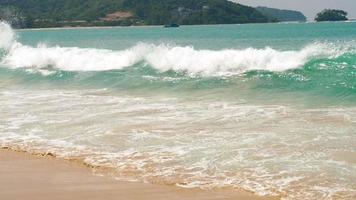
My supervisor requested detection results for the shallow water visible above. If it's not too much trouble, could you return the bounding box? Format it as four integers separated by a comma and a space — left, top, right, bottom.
0, 22, 355, 199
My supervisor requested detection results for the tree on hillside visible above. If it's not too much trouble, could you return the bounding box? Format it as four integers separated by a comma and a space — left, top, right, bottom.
0, 6, 26, 28
315, 9, 348, 22
0, 0, 275, 28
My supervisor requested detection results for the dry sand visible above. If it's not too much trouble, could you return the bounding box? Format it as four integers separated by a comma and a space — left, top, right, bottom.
0, 149, 278, 200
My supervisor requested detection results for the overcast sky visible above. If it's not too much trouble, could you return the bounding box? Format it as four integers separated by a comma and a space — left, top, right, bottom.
233, 0, 356, 20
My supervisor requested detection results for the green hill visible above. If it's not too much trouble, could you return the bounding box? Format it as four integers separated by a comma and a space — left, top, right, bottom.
256, 6, 306, 22
0, 0, 276, 28
315, 9, 348, 22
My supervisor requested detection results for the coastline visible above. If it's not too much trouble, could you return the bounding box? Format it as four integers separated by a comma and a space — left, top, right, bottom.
0, 149, 279, 200
15, 25, 163, 31
12, 21, 297, 31
14, 21, 356, 31
2, 21, 355, 199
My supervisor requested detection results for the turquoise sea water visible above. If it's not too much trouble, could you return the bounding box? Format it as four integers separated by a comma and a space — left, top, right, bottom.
0, 22, 355, 199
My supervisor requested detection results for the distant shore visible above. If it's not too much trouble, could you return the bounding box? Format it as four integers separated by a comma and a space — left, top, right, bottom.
14, 20, 356, 31
0, 149, 279, 200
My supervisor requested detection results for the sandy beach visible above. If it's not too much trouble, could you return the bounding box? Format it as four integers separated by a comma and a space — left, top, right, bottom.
0, 149, 278, 200
1, 20, 355, 199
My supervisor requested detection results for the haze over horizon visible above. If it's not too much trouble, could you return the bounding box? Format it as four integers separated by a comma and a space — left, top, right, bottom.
234, 0, 356, 21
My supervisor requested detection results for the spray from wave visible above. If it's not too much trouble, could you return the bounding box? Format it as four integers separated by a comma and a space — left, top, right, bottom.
0, 22, 15, 50
0, 22, 348, 76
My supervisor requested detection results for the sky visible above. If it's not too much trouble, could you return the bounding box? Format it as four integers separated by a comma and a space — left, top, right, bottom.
233, 0, 356, 21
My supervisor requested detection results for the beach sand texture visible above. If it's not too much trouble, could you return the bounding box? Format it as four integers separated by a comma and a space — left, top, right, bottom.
0, 150, 278, 200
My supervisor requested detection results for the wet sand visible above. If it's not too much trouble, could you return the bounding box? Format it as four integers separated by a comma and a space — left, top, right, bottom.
0, 149, 278, 200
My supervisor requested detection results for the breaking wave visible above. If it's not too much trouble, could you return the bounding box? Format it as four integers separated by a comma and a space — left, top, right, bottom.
0, 22, 350, 76
1, 21, 356, 200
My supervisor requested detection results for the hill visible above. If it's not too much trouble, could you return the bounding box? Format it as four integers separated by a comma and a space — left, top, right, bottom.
0, 0, 276, 28
256, 6, 306, 22
315, 9, 348, 22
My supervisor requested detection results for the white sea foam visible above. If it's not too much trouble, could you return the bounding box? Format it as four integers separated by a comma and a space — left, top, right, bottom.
1, 87, 356, 200
0, 22, 15, 50
0, 22, 344, 75
1, 21, 356, 200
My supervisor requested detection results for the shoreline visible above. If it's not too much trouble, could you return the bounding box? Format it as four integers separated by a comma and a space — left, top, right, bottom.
13, 22, 295, 31
13, 20, 355, 32
0, 148, 279, 200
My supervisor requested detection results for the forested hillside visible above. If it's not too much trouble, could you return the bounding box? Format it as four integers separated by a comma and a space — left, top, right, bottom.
0, 0, 276, 28
315, 9, 348, 22
256, 6, 306, 22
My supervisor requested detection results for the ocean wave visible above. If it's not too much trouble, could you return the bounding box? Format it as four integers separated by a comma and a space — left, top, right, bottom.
0, 22, 350, 76
0, 22, 15, 50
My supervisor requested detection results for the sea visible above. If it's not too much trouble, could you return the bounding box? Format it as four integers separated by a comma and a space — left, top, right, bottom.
0, 21, 355, 199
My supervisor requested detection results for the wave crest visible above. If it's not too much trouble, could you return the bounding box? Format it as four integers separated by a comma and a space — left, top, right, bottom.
0, 22, 15, 50
0, 22, 349, 76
